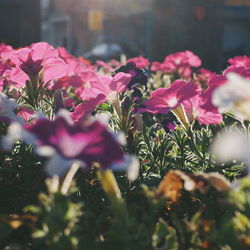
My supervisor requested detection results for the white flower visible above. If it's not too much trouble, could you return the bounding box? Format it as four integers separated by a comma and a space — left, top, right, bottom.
0, 93, 20, 122
2, 122, 36, 150
211, 128, 250, 166
110, 155, 140, 182
212, 73, 250, 120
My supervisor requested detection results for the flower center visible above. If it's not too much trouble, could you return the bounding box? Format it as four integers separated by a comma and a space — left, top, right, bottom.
167, 97, 178, 107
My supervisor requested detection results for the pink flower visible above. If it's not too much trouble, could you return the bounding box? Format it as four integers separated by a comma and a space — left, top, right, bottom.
57, 46, 74, 61
150, 61, 162, 72
80, 72, 132, 104
196, 68, 216, 86
228, 56, 250, 67
71, 94, 105, 122
95, 60, 114, 73
17, 107, 36, 122
183, 95, 222, 125
138, 80, 200, 114
151, 51, 201, 77
224, 65, 250, 79
109, 59, 122, 68
0, 43, 13, 61
127, 56, 150, 69
200, 76, 227, 112
10, 42, 67, 86
200, 66, 250, 112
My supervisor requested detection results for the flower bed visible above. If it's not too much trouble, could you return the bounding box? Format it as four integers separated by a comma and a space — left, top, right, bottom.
0, 42, 250, 249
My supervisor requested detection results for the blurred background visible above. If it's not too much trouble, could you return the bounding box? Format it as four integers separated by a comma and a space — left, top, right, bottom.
0, 0, 250, 71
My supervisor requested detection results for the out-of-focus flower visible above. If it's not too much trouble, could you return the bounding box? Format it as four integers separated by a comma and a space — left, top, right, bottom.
17, 107, 36, 122
150, 61, 161, 72
131, 114, 144, 132
212, 73, 250, 120
95, 60, 114, 73
0, 43, 13, 61
10, 42, 67, 86
228, 55, 250, 67
115, 62, 147, 89
3, 111, 139, 180
199, 75, 228, 112
151, 50, 201, 78
156, 170, 230, 202
196, 68, 216, 87
0, 93, 20, 124
127, 56, 150, 69
137, 80, 199, 114
224, 65, 250, 79
211, 128, 250, 166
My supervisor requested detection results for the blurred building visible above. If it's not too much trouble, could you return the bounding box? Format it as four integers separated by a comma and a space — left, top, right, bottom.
0, 0, 40, 47
0, 0, 248, 71
41, 0, 152, 57
151, 0, 225, 70
40, 0, 227, 70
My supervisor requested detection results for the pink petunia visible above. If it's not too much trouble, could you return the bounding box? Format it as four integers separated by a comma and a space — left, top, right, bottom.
80, 72, 132, 104
10, 42, 67, 86
183, 95, 222, 125
95, 60, 114, 73
71, 94, 105, 122
196, 68, 216, 87
0, 43, 13, 62
17, 107, 36, 122
127, 56, 150, 69
151, 50, 201, 78
137, 80, 200, 114
228, 55, 250, 67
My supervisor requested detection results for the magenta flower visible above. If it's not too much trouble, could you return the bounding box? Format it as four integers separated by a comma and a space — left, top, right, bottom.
183, 95, 222, 125
151, 50, 201, 78
151, 61, 162, 72
138, 80, 200, 114
10, 42, 67, 86
200, 76, 227, 112
200, 65, 250, 112
80, 72, 132, 104
71, 94, 105, 122
114, 62, 148, 89
127, 56, 150, 69
0, 43, 13, 61
95, 60, 114, 73
228, 55, 250, 67
224, 65, 250, 79
4, 111, 131, 176
196, 68, 216, 86
17, 107, 36, 122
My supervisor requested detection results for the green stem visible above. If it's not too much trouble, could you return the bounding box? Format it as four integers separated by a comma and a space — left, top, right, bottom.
97, 170, 129, 225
